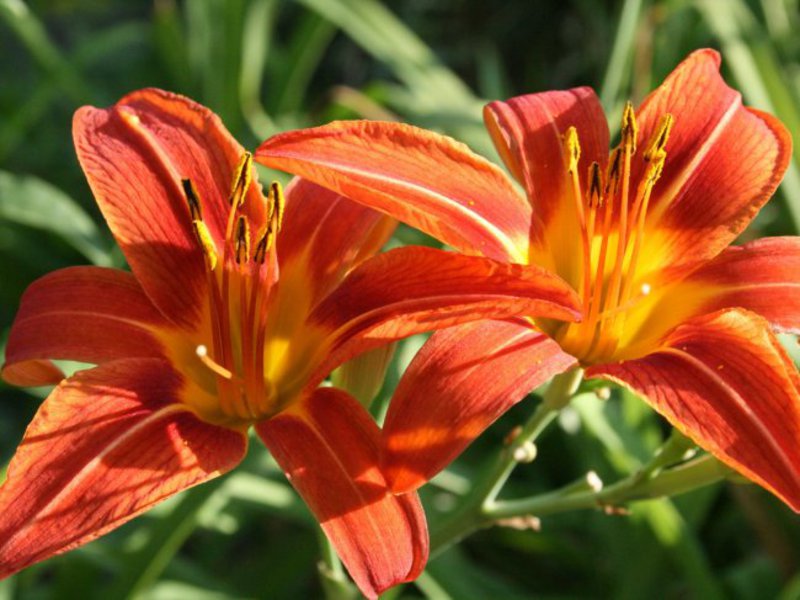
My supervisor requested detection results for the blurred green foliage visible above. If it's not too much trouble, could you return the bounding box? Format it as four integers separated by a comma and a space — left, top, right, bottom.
1, 0, 800, 597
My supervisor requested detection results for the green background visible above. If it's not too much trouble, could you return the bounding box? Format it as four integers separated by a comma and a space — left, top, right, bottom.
1, 0, 800, 597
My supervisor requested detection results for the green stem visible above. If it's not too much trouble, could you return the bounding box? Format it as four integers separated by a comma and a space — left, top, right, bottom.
487, 454, 731, 520
429, 368, 584, 554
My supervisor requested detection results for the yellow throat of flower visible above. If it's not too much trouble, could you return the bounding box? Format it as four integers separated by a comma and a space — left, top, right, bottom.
180, 153, 287, 426
546, 103, 674, 365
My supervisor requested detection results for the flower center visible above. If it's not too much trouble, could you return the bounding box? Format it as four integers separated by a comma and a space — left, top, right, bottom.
548, 104, 674, 364
182, 154, 286, 424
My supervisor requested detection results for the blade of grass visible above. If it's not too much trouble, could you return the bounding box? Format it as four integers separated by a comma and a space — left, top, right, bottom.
109, 477, 230, 600
0, 171, 112, 265
696, 0, 800, 231
295, 0, 475, 108
599, 0, 647, 110
572, 393, 725, 598
0, 0, 91, 103
273, 12, 336, 117
239, 0, 279, 137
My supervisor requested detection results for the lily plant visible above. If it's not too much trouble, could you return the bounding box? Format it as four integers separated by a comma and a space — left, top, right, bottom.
0, 89, 583, 597
256, 49, 800, 515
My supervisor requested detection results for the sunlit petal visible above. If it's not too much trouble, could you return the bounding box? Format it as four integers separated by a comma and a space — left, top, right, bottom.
589, 309, 800, 511
383, 319, 576, 493
257, 387, 428, 599
2, 267, 171, 386
0, 358, 247, 578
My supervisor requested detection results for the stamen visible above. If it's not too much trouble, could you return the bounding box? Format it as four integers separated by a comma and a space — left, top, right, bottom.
605, 147, 622, 196
619, 152, 666, 306
191, 220, 218, 271
620, 101, 638, 154
235, 216, 251, 264
196, 345, 235, 380
587, 162, 602, 209
229, 152, 253, 208
563, 127, 581, 174
253, 225, 272, 264
268, 181, 285, 233
182, 178, 203, 221
643, 114, 674, 162
562, 127, 591, 312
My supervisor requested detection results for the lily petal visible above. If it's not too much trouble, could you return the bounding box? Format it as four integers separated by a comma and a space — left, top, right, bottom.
278, 178, 396, 303
0, 358, 247, 578
255, 120, 531, 262
2, 267, 171, 386
383, 319, 576, 493
309, 246, 581, 379
74, 88, 267, 329
257, 387, 428, 599
483, 87, 609, 249
682, 237, 800, 334
635, 49, 792, 275
588, 309, 800, 511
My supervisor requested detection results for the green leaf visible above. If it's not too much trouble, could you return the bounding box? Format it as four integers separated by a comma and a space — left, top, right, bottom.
0, 171, 112, 266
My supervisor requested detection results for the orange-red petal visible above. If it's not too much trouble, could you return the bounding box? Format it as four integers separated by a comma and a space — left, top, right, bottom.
483, 87, 609, 241
73, 88, 267, 329
257, 387, 428, 599
2, 267, 171, 387
308, 246, 581, 380
278, 178, 396, 303
681, 237, 800, 334
588, 309, 800, 511
383, 319, 576, 493
0, 358, 247, 578
635, 50, 792, 274
255, 120, 531, 261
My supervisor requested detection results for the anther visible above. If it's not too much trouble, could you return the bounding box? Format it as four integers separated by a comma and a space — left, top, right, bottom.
235, 216, 251, 264
268, 181, 285, 233
644, 153, 666, 185
587, 161, 602, 207
620, 101, 638, 153
196, 345, 235, 380
253, 225, 271, 264
563, 126, 581, 174
182, 178, 203, 221
605, 147, 622, 195
643, 114, 674, 162
229, 152, 253, 208
192, 220, 218, 271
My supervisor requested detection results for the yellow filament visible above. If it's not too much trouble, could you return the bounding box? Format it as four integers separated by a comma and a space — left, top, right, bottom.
619, 153, 666, 306
562, 127, 592, 314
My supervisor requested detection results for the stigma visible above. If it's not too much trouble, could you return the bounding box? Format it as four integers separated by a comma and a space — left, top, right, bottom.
552, 103, 674, 363
181, 153, 285, 424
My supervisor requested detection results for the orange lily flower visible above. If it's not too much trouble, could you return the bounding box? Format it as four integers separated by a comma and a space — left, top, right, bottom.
0, 90, 581, 596
256, 50, 800, 510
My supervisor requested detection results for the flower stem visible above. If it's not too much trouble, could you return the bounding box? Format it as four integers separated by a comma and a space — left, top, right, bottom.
429, 367, 584, 554
429, 368, 734, 557
487, 453, 731, 520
